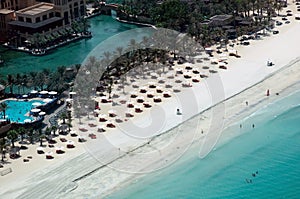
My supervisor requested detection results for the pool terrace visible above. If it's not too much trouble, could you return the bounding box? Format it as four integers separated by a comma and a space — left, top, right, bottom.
0, 90, 60, 124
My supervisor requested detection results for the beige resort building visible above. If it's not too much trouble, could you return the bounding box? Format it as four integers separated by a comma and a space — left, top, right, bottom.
0, 0, 86, 44
0, 0, 37, 42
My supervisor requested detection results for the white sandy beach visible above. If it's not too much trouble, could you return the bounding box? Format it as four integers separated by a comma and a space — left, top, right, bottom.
1, 1, 300, 198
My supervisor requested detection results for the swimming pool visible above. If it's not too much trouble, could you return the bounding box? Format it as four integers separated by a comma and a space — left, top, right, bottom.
0, 100, 45, 123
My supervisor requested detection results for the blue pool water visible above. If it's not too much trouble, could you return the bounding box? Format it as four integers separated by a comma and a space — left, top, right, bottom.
1, 100, 45, 123
107, 90, 300, 199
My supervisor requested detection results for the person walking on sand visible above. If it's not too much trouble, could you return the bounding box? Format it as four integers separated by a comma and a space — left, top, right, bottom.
266, 89, 270, 96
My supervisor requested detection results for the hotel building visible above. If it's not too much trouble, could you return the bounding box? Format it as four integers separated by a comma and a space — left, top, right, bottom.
0, 0, 86, 43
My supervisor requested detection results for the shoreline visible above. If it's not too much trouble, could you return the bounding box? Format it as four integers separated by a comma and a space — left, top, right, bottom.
93, 56, 300, 198
105, 83, 300, 199
116, 17, 157, 29
2, 33, 92, 56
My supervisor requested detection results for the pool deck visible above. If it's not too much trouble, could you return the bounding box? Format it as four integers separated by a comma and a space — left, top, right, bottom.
0, 98, 47, 124
42, 102, 67, 129
0, 97, 44, 102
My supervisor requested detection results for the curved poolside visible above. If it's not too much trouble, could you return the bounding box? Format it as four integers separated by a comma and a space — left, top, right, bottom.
1, 99, 45, 123
0, 15, 139, 78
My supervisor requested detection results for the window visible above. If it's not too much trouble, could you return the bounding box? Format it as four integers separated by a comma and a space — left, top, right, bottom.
80, 5, 84, 16
64, 11, 69, 24
55, 12, 61, 17
36, 17, 40, 23
74, 7, 79, 18
49, 12, 54, 18
18, 16, 24, 22
26, 18, 32, 23
42, 15, 47, 20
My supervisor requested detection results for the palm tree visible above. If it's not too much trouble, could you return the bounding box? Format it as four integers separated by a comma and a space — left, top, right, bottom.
274, 0, 283, 16
115, 46, 124, 60
0, 102, 8, 119
31, 33, 43, 49
7, 129, 18, 148
107, 78, 113, 98
103, 51, 112, 67
141, 36, 149, 48
42, 68, 51, 87
114, 46, 127, 79
39, 134, 46, 147
71, 20, 80, 33
120, 75, 126, 94
18, 127, 27, 143
0, 78, 6, 88
60, 112, 67, 124
85, 56, 96, 72
28, 71, 38, 90
81, 18, 91, 33
7, 74, 14, 94
45, 127, 52, 140
51, 125, 57, 136
75, 64, 81, 73
47, 71, 66, 93
21, 74, 28, 94
35, 72, 45, 90
57, 66, 66, 77
27, 128, 35, 144
67, 122, 72, 132
128, 38, 137, 55
0, 138, 8, 162
15, 73, 21, 94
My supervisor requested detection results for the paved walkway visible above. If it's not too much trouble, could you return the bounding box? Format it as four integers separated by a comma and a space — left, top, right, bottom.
42, 92, 69, 129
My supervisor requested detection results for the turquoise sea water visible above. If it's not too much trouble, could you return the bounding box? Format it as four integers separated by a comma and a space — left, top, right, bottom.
0, 15, 139, 78
1, 100, 45, 123
108, 90, 300, 199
